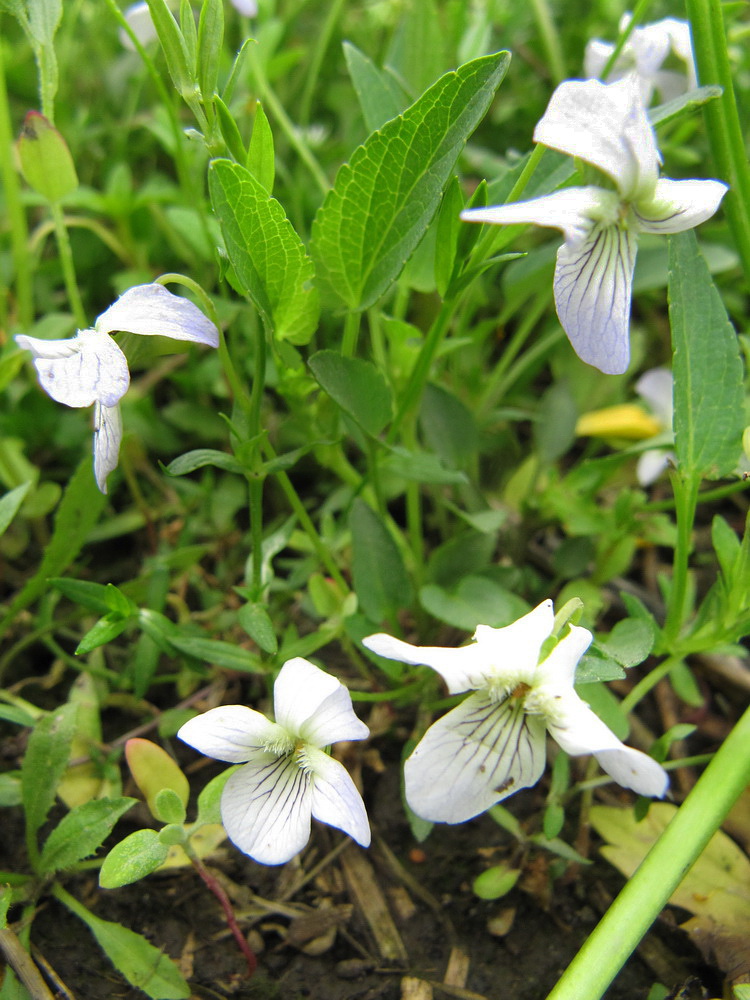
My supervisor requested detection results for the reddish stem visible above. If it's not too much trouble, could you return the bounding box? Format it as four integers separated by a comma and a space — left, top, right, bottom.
191, 856, 257, 977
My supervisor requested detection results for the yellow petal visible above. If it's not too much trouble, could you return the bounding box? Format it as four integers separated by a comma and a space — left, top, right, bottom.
576, 404, 661, 440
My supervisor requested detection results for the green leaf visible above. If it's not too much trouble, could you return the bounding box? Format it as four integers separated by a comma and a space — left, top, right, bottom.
27, 0, 62, 46
209, 158, 319, 344
310, 50, 510, 311
75, 612, 135, 655
246, 101, 275, 193
153, 788, 187, 825
597, 618, 655, 669
18, 111, 77, 202
350, 499, 412, 625
145, 0, 193, 96
213, 93, 246, 163
420, 577, 529, 631
419, 383, 479, 468
668, 231, 744, 480
38, 798, 136, 874
99, 829, 170, 888
196, 767, 236, 825
168, 633, 265, 673
343, 41, 409, 133
237, 602, 278, 654
21, 704, 77, 845
0, 482, 31, 536
165, 448, 244, 475
649, 84, 722, 128
49, 578, 114, 614
60, 892, 190, 998
381, 446, 468, 485
197, 0, 223, 98
309, 350, 392, 435
434, 176, 463, 297
3, 459, 106, 624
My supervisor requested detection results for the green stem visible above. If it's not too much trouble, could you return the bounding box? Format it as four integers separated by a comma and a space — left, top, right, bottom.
50, 201, 86, 327
341, 311, 361, 357
529, 0, 566, 84
619, 653, 682, 715
0, 33, 33, 329
298, 0, 346, 126
660, 473, 699, 647
545, 703, 750, 1000
248, 52, 329, 197
600, 0, 653, 79
685, 0, 750, 283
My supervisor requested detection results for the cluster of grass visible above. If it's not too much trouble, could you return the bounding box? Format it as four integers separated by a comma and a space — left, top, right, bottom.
1, 1, 749, 998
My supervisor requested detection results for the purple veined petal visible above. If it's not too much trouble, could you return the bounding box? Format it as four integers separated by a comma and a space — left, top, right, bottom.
273, 658, 366, 745
553, 221, 638, 375
634, 178, 728, 234
93, 402, 123, 494
534, 76, 660, 201
178, 706, 288, 763
543, 688, 669, 797
16, 329, 129, 408
362, 632, 489, 694
403, 691, 547, 823
307, 748, 371, 847
95, 283, 219, 348
461, 186, 618, 248
220, 754, 313, 864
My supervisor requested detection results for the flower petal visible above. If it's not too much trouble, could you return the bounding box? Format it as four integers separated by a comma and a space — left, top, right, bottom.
553, 221, 637, 374
221, 754, 313, 864
544, 690, 668, 797
178, 706, 287, 763
635, 178, 727, 234
636, 367, 673, 427
95, 283, 219, 348
473, 599, 555, 678
583, 38, 615, 81
461, 186, 618, 248
636, 448, 672, 486
534, 624, 593, 690
93, 402, 123, 494
534, 76, 659, 200
16, 329, 129, 407
273, 658, 368, 746
362, 633, 488, 694
403, 691, 547, 823
308, 749, 371, 847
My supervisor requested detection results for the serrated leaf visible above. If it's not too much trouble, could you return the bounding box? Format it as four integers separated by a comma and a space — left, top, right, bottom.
668, 231, 744, 480
350, 499, 412, 625
165, 448, 244, 475
21, 704, 77, 845
61, 894, 190, 998
99, 829, 170, 888
310, 50, 510, 311
309, 350, 392, 435
343, 41, 409, 133
209, 158, 319, 344
0, 482, 31, 536
38, 798, 136, 874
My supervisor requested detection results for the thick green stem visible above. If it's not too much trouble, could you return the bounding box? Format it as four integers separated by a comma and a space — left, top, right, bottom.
0, 33, 33, 329
685, 0, 750, 284
50, 201, 87, 328
342, 310, 361, 357
545, 703, 750, 1000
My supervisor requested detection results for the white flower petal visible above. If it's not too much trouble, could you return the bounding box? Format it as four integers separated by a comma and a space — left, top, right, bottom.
308, 749, 371, 847
93, 403, 123, 494
95, 283, 219, 348
636, 367, 673, 427
473, 599, 555, 677
119, 2, 158, 51
534, 76, 659, 200
403, 691, 547, 823
231, 0, 257, 14
636, 448, 671, 486
544, 690, 668, 797
273, 658, 367, 746
534, 624, 593, 690
362, 633, 489, 694
583, 39, 615, 81
178, 706, 287, 763
16, 329, 129, 407
635, 178, 727, 234
553, 221, 637, 374
221, 754, 313, 864
461, 187, 618, 248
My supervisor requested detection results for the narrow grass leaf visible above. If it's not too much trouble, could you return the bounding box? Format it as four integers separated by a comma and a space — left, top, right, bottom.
209, 158, 319, 344
668, 231, 744, 480
0, 482, 30, 537
310, 51, 510, 311
39, 798, 137, 874
309, 350, 392, 435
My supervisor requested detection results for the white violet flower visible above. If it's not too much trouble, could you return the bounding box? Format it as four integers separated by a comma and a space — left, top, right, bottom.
634, 367, 674, 485
364, 601, 668, 824
178, 657, 370, 865
584, 13, 697, 106
461, 75, 727, 375
16, 283, 219, 493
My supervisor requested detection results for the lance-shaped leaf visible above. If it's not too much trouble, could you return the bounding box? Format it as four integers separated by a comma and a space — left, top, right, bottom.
209, 159, 320, 344
310, 50, 510, 311
38, 798, 137, 874
668, 231, 744, 480
21, 704, 78, 847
